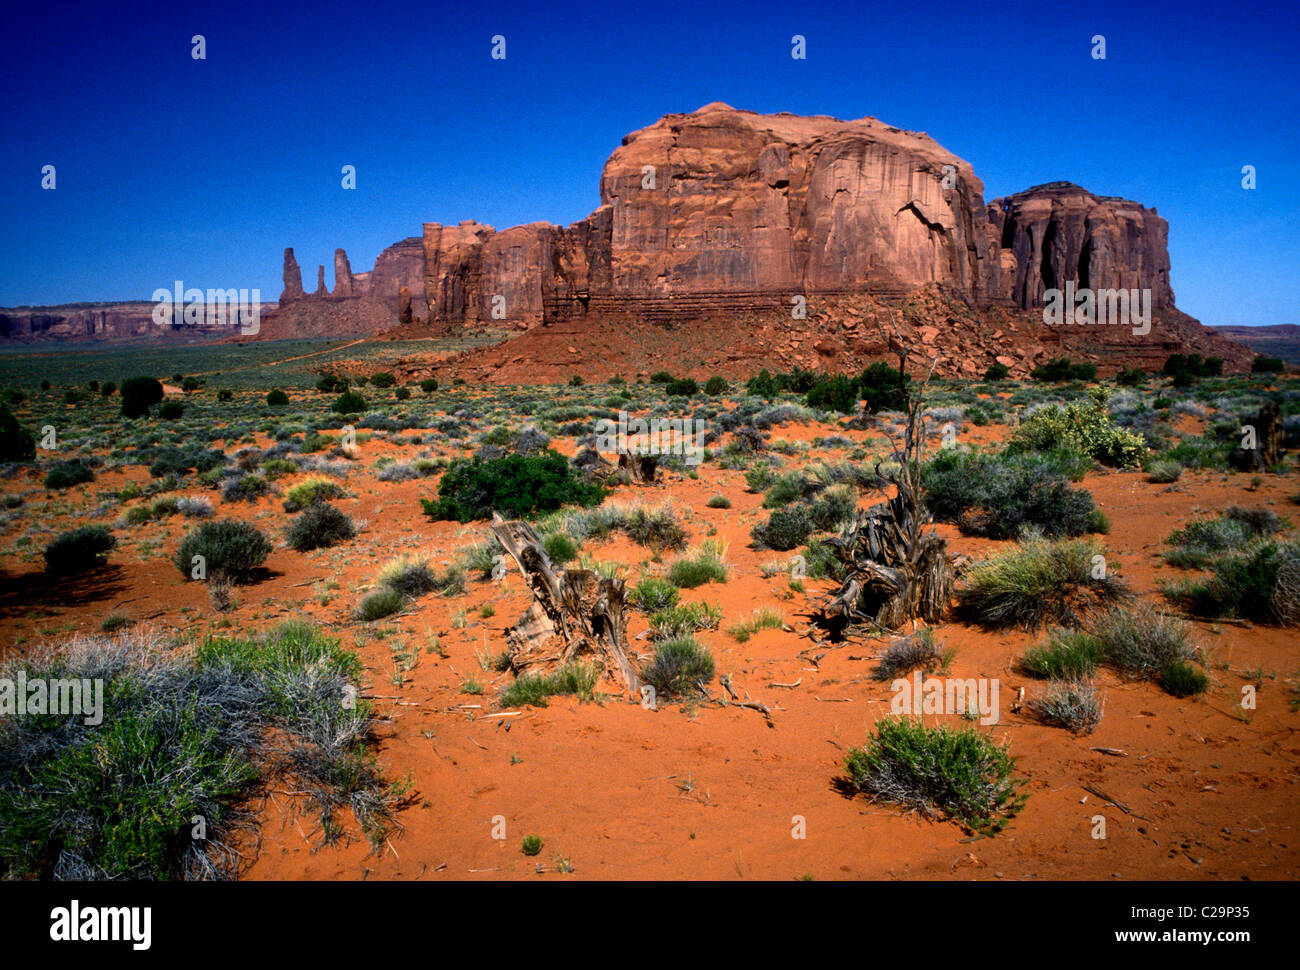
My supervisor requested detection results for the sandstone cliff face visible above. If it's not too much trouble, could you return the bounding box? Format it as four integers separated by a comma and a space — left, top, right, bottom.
989, 182, 1174, 310
332, 249, 354, 298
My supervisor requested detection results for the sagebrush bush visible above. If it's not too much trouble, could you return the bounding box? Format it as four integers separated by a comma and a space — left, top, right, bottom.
44, 460, 95, 490
630, 577, 680, 613
43, 526, 116, 575
283, 476, 346, 512
1164, 507, 1285, 569
421, 450, 605, 522
751, 505, 813, 551
376, 556, 464, 598
1163, 540, 1299, 624
957, 538, 1131, 630
220, 473, 270, 503
923, 448, 1100, 539
842, 717, 1026, 833
640, 638, 715, 697
176, 520, 271, 583
1090, 605, 1197, 676
1030, 680, 1103, 733
287, 503, 355, 551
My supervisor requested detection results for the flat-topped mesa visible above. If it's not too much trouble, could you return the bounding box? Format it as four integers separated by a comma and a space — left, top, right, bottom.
332, 249, 355, 298
989, 181, 1174, 310
535, 102, 1002, 325
280, 248, 304, 302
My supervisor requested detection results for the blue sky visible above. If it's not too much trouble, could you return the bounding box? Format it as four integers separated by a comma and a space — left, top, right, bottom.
1, 0, 1296, 326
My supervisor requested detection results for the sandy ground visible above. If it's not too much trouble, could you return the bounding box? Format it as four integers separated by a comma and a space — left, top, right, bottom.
2, 414, 1297, 881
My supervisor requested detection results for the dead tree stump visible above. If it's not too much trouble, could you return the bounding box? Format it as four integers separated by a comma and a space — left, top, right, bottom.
489, 514, 642, 697
814, 380, 956, 637
1229, 401, 1283, 472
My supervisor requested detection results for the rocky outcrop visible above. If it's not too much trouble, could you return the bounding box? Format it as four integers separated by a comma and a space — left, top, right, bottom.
332, 249, 355, 298
280, 248, 304, 302
314, 265, 327, 297
989, 182, 1174, 310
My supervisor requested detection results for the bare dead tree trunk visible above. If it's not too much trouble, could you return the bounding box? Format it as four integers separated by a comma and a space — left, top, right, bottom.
489, 514, 643, 697
816, 352, 956, 636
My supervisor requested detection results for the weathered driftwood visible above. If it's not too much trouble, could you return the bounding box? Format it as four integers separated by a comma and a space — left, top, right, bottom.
815, 361, 956, 636
1229, 401, 1284, 472
571, 447, 657, 485
489, 514, 642, 696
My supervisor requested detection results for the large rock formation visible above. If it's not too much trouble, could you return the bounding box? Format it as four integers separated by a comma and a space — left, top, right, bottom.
332, 249, 355, 298
280, 248, 304, 302
988, 182, 1174, 310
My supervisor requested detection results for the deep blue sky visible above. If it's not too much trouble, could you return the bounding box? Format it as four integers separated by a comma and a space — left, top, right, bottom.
1, 0, 1296, 326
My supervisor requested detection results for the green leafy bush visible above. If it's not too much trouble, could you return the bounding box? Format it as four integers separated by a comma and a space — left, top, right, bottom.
158, 401, 185, 421
640, 638, 715, 698
1251, 355, 1285, 374
665, 377, 698, 397
119, 376, 163, 419
666, 544, 728, 588
332, 391, 367, 414
369, 372, 396, 388
1159, 661, 1209, 697
284, 476, 347, 512
983, 362, 1010, 382
266, 389, 289, 406
500, 662, 599, 708
1007, 389, 1146, 467
357, 588, 403, 621
1030, 358, 1096, 382
286, 503, 355, 551
704, 376, 728, 395
1019, 630, 1103, 679
751, 505, 813, 550
842, 717, 1026, 833
630, 577, 680, 612
176, 520, 272, 583
44, 460, 94, 490
421, 450, 605, 522
43, 526, 116, 575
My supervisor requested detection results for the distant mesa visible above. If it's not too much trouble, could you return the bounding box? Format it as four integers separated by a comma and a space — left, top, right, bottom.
0, 103, 1252, 373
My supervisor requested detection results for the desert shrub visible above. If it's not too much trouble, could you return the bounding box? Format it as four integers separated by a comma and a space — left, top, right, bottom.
357, 588, 404, 621
148, 445, 225, 479
872, 628, 950, 681
1159, 661, 1209, 697
622, 504, 687, 551
500, 662, 599, 708
283, 476, 346, 512
1019, 630, 1103, 679
1163, 507, 1284, 568
842, 718, 1026, 833
100, 381, 116, 397
805, 374, 860, 414
801, 538, 846, 581
640, 638, 715, 698
1116, 367, 1147, 387
369, 372, 396, 388
706, 494, 731, 509
542, 532, 579, 564
859, 362, 910, 413
286, 503, 355, 551
1030, 681, 1103, 733
667, 543, 728, 588
332, 391, 367, 415
266, 389, 289, 406
727, 608, 784, 643
394, 386, 411, 401
0, 405, 35, 462
420, 378, 439, 393
0, 623, 392, 879
176, 520, 271, 582
1163, 353, 1222, 380
752, 505, 812, 551
649, 371, 674, 384
983, 362, 1009, 382
1090, 605, 1196, 676
762, 471, 805, 508
1251, 355, 1285, 374
421, 450, 605, 522
376, 556, 464, 599
119, 376, 164, 419
704, 376, 728, 396
923, 449, 1099, 539
665, 377, 698, 397
1163, 541, 1300, 624
217, 389, 233, 402
746, 369, 779, 398
220, 473, 270, 503
1146, 459, 1183, 483
158, 401, 185, 420
957, 538, 1130, 630
1030, 358, 1096, 382
630, 577, 680, 613
44, 460, 94, 490
1007, 389, 1146, 467
43, 526, 116, 575
649, 602, 722, 640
